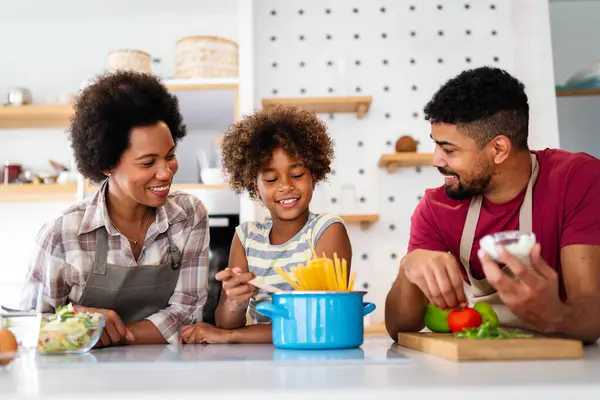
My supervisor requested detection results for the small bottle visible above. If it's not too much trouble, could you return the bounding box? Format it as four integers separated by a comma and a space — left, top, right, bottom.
3, 161, 10, 185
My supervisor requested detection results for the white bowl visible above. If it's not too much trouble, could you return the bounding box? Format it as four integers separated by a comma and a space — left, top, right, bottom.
200, 168, 225, 185
479, 231, 536, 262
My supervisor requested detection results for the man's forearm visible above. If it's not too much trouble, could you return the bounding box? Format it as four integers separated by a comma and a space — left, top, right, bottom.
215, 301, 248, 330
554, 296, 600, 344
385, 253, 429, 340
125, 320, 168, 345
385, 275, 428, 339
228, 324, 272, 344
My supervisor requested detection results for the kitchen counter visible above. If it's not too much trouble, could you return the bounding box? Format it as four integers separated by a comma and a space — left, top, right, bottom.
1, 337, 600, 400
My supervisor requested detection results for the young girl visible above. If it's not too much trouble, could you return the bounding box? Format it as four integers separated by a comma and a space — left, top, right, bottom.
179, 105, 352, 344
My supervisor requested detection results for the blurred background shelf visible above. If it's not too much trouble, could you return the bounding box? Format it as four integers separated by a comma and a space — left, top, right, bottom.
0, 184, 77, 202
0, 79, 239, 130
340, 214, 379, 229
0, 182, 232, 203
262, 96, 372, 119
378, 153, 434, 172
0, 105, 73, 129
364, 323, 388, 337
556, 88, 600, 97
172, 183, 230, 190
83, 182, 232, 194
164, 77, 239, 91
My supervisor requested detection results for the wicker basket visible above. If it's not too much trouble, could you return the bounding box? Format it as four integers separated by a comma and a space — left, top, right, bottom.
108, 49, 152, 73
174, 36, 238, 79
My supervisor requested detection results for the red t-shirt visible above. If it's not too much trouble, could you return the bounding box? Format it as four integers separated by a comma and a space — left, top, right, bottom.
407, 148, 600, 298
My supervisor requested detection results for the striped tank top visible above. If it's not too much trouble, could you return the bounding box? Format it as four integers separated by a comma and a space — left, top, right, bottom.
235, 212, 346, 324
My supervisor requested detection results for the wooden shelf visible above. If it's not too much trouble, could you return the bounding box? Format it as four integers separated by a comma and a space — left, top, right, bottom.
0, 105, 74, 129
172, 183, 230, 190
262, 96, 372, 119
263, 213, 379, 228
83, 182, 230, 194
378, 153, 433, 173
364, 323, 388, 337
0, 79, 239, 130
164, 77, 238, 92
340, 214, 379, 229
0, 183, 77, 202
556, 88, 600, 97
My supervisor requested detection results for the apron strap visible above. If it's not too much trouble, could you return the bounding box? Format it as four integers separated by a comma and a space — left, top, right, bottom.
93, 224, 183, 272
92, 228, 109, 275
459, 195, 483, 271
459, 152, 539, 278
519, 153, 539, 233
166, 229, 182, 271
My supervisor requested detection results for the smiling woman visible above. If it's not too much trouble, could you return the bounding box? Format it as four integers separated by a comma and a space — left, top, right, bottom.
21, 71, 210, 348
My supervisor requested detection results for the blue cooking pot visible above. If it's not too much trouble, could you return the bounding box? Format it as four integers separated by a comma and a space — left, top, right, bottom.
255, 291, 376, 350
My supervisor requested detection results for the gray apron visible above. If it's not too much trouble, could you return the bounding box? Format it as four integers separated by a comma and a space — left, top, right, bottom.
76, 228, 182, 324
459, 153, 539, 331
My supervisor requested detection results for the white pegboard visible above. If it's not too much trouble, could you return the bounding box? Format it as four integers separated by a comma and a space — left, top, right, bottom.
251, 0, 556, 323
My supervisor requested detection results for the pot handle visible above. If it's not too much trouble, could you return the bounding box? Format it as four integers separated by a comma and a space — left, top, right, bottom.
255, 303, 291, 320
363, 302, 376, 316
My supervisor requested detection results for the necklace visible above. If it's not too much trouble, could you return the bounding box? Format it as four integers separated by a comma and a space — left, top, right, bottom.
113, 208, 153, 247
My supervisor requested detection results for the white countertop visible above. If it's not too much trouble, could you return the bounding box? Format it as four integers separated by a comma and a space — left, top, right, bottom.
1, 337, 600, 400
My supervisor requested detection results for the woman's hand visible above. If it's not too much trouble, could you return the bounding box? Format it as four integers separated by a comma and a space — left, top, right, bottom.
216, 267, 258, 307
73, 306, 135, 347
179, 322, 233, 344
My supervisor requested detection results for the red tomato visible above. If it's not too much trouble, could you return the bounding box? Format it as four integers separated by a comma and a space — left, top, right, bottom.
447, 308, 482, 333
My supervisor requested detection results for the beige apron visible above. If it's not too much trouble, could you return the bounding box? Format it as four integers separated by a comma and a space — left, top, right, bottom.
459, 153, 539, 332
75, 228, 182, 324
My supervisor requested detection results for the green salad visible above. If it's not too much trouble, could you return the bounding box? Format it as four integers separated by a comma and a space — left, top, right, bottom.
37, 304, 104, 353
454, 322, 534, 340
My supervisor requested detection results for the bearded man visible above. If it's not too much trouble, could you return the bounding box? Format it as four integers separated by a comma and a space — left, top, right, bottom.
385, 66, 600, 344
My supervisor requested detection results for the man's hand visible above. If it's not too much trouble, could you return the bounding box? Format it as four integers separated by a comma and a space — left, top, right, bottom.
179, 322, 232, 344
216, 267, 258, 307
73, 306, 135, 347
479, 243, 569, 333
402, 250, 468, 310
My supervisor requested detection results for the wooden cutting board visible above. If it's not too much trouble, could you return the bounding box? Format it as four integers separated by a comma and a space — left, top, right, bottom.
397, 332, 583, 361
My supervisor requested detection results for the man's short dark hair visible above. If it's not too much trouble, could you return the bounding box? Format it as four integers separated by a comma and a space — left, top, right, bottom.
423, 66, 529, 150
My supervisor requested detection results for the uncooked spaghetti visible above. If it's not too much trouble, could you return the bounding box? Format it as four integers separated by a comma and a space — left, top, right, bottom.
275, 245, 357, 291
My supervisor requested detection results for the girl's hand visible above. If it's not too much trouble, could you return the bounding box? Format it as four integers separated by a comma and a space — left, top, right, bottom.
215, 267, 258, 305
179, 323, 233, 344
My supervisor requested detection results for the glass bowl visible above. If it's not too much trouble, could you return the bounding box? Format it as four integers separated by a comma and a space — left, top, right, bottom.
0, 281, 44, 350
479, 231, 536, 262
37, 313, 105, 355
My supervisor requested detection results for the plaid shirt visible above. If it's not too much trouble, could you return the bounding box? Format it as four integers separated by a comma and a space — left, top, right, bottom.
24, 181, 210, 344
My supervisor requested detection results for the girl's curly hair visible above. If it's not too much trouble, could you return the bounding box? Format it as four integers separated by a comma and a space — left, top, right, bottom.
221, 105, 334, 200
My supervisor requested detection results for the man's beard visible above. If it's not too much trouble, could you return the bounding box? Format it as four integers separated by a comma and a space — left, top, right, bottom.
438, 167, 492, 201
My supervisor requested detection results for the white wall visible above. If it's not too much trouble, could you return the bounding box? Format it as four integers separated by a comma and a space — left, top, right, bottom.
0, 0, 238, 99
549, 0, 600, 157
0, 0, 239, 283
513, 0, 561, 150
172, 129, 225, 184
549, 0, 600, 84
0, 201, 74, 283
